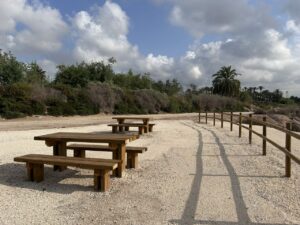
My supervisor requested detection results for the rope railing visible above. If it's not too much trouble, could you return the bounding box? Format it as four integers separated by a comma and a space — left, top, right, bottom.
198, 110, 300, 177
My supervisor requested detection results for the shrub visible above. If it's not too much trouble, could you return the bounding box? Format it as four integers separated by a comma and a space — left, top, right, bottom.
133, 89, 169, 114
87, 83, 115, 113
46, 98, 76, 116
2, 111, 26, 119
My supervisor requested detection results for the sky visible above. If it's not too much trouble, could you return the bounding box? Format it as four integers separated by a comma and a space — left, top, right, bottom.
1, 0, 300, 96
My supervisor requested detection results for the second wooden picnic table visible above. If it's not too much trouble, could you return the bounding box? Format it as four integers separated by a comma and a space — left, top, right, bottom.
112, 116, 151, 133
34, 132, 139, 178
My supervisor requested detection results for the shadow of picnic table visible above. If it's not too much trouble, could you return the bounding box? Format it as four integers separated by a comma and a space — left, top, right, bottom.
0, 163, 97, 194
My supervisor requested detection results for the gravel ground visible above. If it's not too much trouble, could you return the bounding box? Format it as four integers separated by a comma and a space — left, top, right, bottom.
0, 118, 299, 225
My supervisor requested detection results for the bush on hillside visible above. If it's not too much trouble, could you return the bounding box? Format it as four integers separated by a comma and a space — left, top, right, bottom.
87, 83, 115, 113
133, 89, 169, 114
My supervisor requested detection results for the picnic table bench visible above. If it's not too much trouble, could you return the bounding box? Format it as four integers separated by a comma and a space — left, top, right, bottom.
108, 123, 146, 134
14, 154, 120, 191
34, 132, 139, 177
112, 116, 154, 133
66, 144, 147, 168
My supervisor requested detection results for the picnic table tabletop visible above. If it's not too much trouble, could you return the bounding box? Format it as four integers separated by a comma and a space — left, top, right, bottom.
112, 116, 152, 120
34, 131, 139, 144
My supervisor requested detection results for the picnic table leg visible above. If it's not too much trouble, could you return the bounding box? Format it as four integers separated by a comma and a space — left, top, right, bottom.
112, 126, 117, 133
143, 119, 149, 133
33, 164, 44, 182
26, 163, 34, 181
94, 169, 110, 191
74, 149, 85, 158
127, 152, 138, 169
138, 127, 144, 135
110, 143, 125, 178
118, 119, 125, 132
26, 163, 44, 182
53, 141, 67, 171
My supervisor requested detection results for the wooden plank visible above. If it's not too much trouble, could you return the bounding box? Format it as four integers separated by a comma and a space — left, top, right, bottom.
112, 116, 151, 120
14, 154, 119, 170
249, 114, 252, 144
213, 112, 215, 126
126, 146, 147, 153
34, 132, 138, 144
108, 124, 146, 134
109, 143, 126, 178
127, 152, 138, 169
263, 116, 267, 155
67, 144, 117, 151
108, 123, 147, 127
230, 112, 233, 131
239, 113, 242, 137
67, 144, 147, 153
285, 122, 292, 177
17, 154, 121, 164
94, 169, 110, 191
250, 129, 300, 165
220, 112, 223, 128
53, 141, 66, 171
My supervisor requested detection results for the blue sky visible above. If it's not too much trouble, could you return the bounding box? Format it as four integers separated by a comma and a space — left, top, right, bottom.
1, 0, 300, 95
49, 0, 192, 57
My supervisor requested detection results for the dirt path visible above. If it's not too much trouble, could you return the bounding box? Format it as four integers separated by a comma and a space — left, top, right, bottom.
0, 119, 299, 224
0, 113, 198, 131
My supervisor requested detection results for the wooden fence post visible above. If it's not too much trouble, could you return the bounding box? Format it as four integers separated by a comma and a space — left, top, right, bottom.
249, 114, 252, 144
213, 112, 216, 126
230, 112, 233, 131
285, 122, 292, 177
239, 113, 242, 137
205, 111, 208, 124
262, 116, 267, 155
221, 112, 224, 128
198, 110, 201, 123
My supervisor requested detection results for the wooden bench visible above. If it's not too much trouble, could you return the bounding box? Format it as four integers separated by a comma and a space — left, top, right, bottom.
66, 144, 147, 169
14, 154, 120, 192
108, 123, 147, 134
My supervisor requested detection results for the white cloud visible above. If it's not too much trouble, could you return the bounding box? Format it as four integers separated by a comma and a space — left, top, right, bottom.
0, 0, 68, 55
286, 20, 300, 34
72, 1, 174, 80
284, 0, 300, 23
72, 4, 138, 64
189, 66, 202, 79
36, 1, 300, 94
1, 0, 300, 96
167, 0, 274, 38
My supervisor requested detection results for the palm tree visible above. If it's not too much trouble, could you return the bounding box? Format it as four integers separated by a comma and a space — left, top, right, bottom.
258, 86, 264, 93
212, 66, 241, 97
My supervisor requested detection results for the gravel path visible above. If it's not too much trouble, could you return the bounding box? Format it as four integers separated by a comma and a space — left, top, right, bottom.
0, 119, 299, 225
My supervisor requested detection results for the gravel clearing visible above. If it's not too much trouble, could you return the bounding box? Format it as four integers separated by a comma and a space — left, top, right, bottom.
0, 117, 299, 225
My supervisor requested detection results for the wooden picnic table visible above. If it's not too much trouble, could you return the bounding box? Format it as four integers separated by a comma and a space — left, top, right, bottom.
112, 116, 152, 133
34, 132, 139, 178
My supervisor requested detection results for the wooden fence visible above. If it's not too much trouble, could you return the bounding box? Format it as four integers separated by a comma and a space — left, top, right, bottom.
198, 111, 300, 177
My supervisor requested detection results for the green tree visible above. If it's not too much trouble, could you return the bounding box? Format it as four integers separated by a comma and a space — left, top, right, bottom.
272, 89, 283, 102
212, 66, 241, 97
25, 62, 47, 85
86, 61, 114, 83
0, 50, 25, 85
55, 63, 89, 87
